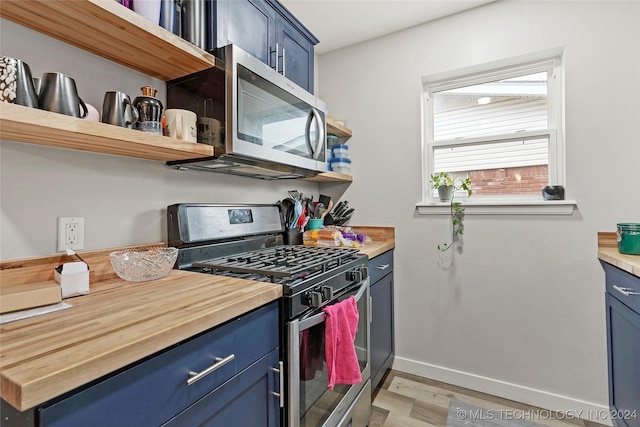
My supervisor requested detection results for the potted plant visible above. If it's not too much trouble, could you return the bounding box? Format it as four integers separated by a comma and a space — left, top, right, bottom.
429, 172, 473, 251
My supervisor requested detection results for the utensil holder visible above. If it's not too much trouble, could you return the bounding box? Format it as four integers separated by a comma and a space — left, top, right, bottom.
284, 229, 302, 245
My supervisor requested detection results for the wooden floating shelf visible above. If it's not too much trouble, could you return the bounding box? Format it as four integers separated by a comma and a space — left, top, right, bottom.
0, 0, 220, 81
327, 118, 352, 139
305, 171, 353, 183
0, 103, 214, 161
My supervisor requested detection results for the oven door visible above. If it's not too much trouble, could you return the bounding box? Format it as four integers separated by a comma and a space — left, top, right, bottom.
287, 278, 371, 427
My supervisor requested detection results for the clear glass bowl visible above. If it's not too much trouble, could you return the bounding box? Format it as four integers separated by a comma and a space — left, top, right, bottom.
109, 247, 178, 282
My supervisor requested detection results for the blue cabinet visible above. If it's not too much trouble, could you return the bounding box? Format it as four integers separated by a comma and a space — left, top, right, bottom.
603, 262, 640, 427
21, 302, 281, 427
213, 0, 318, 93
369, 250, 395, 392
162, 348, 281, 426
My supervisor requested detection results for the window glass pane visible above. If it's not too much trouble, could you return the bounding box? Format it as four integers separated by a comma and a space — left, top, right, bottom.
433, 136, 549, 196
431, 166, 549, 198
433, 72, 548, 141
433, 137, 549, 172
470, 166, 549, 196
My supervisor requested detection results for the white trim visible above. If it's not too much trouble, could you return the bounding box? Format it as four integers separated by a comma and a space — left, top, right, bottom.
416, 199, 577, 215
392, 356, 612, 425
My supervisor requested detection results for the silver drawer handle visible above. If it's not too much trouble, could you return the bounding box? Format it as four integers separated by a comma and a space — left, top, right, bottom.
187, 354, 235, 386
271, 361, 285, 408
613, 285, 640, 297
376, 264, 390, 270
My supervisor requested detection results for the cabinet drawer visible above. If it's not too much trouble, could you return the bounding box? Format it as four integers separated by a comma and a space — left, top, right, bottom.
604, 263, 640, 315
368, 250, 394, 285
40, 302, 279, 427
163, 348, 281, 426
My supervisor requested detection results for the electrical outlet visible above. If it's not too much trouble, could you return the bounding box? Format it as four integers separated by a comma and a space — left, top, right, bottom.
58, 217, 85, 251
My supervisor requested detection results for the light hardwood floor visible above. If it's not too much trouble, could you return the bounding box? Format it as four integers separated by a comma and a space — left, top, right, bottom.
370, 370, 609, 427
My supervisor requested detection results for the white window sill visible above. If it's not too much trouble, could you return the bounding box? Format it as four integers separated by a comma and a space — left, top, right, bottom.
416, 199, 577, 215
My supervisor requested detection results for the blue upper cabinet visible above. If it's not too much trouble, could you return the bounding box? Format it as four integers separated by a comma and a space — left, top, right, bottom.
213, 0, 318, 93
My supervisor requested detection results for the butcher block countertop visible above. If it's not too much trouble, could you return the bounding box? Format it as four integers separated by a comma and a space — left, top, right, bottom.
598, 232, 640, 277
353, 226, 395, 259
0, 246, 282, 412
0, 228, 395, 412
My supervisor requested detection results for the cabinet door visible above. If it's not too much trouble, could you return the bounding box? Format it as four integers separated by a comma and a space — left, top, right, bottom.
605, 293, 640, 427
163, 348, 282, 427
275, 15, 314, 93
370, 273, 394, 392
223, 0, 276, 66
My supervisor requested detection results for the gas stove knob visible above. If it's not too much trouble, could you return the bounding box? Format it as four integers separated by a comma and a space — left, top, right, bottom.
347, 267, 368, 282
309, 291, 323, 308
321, 286, 333, 301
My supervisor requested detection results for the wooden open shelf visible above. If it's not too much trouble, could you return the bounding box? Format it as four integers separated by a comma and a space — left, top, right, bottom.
305, 171, 353, 183
0, 0, 220, 81
0, 103, 214, 161
326, 118, 352, 139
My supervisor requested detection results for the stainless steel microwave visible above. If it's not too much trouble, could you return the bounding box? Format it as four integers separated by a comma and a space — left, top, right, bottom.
166, 44, 327, 179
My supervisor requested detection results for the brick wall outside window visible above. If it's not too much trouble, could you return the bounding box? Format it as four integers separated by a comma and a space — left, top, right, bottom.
469, 165, 548, 196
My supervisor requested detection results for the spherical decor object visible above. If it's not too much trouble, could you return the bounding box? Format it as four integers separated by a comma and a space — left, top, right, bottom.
109, 247, 178, 282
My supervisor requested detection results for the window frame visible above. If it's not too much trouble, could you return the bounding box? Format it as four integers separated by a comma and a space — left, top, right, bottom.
419, 50, 574, 214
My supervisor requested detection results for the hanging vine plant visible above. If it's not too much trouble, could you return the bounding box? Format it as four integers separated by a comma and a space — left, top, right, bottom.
429, 172, 473, 251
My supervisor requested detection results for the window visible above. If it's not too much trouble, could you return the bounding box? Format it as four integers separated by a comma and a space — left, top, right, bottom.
421, 52, 566, 209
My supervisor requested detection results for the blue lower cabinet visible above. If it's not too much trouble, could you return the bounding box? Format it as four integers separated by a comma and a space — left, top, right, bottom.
368, 250, 395, 392
163, 348, 281, 426
603, 262, 640, 427
370, 273, 394, 391
38, 302, 280, 427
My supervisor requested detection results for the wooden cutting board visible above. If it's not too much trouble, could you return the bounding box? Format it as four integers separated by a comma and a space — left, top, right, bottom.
0, 281, 62, 314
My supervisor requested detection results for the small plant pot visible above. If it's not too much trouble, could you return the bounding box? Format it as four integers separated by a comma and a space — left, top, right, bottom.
438, 185, 454, 201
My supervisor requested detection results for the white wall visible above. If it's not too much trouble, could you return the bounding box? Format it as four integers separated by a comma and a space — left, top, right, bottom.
0, 19, 318, 259
317, 0, 639, 418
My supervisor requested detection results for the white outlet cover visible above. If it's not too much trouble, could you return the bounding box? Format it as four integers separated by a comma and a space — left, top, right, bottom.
57, 217, 85, 252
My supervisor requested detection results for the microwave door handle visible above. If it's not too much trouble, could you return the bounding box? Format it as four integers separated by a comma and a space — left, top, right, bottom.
305, 108, 325, 160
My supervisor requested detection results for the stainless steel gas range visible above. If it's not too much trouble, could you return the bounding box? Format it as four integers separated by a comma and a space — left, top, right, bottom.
167, 203, 371, 427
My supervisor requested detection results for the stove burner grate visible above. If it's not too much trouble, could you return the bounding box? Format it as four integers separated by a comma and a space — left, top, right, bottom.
192, 246, 359, 279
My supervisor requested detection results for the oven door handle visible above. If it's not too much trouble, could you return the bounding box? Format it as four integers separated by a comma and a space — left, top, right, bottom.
298, 279, 369, 330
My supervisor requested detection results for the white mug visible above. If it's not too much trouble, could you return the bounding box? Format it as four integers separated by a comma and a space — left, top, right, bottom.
164, 109, 197, 142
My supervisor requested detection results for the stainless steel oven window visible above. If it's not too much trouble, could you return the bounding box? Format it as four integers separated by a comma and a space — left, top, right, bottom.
288, 279, 371, 427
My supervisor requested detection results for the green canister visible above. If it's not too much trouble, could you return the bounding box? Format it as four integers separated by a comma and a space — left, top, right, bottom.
616, 223, 640, 255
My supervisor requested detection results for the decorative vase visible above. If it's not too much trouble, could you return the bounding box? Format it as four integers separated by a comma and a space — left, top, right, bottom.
438, 185, 454, 202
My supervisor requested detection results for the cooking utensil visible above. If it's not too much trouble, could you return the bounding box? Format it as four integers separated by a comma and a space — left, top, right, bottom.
280, 198, 295, 228
313, 203, 325, 219
333, 200, 349, 217
288, 190, 301, 200
299, 215, 310, 232
319, 194, 331, 209
290, 199, 302, 228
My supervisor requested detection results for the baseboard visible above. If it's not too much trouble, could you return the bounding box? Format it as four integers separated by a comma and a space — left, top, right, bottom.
392, 356, 612, 425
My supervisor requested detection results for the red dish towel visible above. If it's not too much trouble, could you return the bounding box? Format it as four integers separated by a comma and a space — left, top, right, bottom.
322, 296, 362, 390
